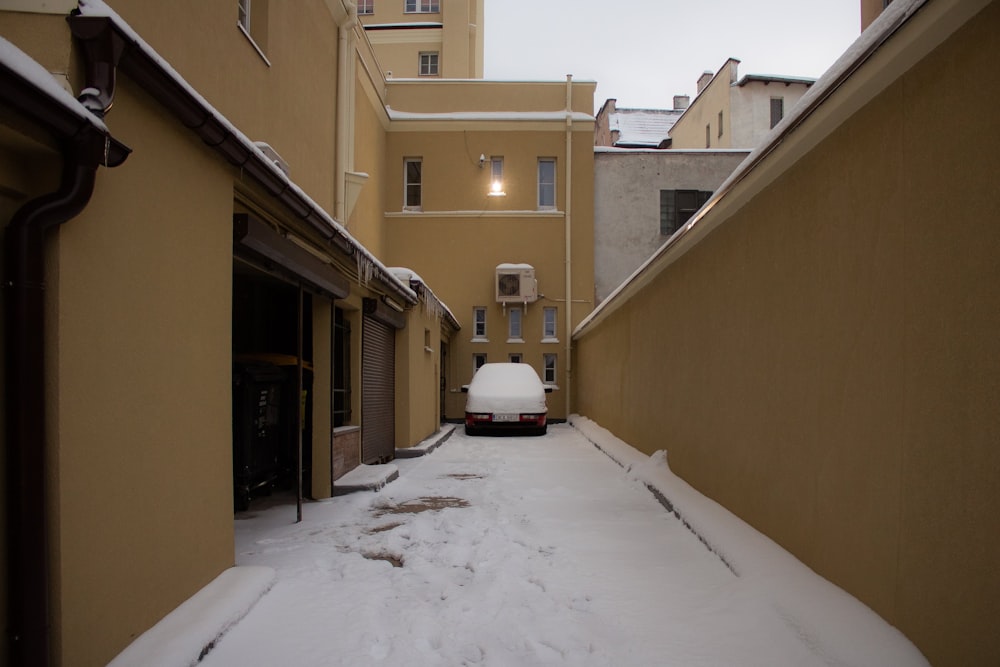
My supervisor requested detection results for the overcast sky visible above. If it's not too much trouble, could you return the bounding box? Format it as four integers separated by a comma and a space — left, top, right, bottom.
483, 0, 862, 112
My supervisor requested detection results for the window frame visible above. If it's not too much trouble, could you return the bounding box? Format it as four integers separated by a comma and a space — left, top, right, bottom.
508, 353, 522, 363
404, 157, 422, 210
718, 110, 724, 138
508, 307, 523, 342
543, 353, 557, 384
660, 189, 712, 237
770, 97, 785, 129
405, 0, 440, 13
472, 353, 487, 377
238, 0, 251, 30
358, 0, 374, 14
418, 51, 439, 77
542, 307, 557, 341
333, 308, 352, 427
472, 306, 487, 340
537, 158, 556, 210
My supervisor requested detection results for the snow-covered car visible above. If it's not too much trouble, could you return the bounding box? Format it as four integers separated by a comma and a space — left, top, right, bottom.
463, 363, 550, 436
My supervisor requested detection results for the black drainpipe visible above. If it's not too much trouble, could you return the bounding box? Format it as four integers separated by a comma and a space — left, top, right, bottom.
3, 22, 129, 665
4, 145, 99, 666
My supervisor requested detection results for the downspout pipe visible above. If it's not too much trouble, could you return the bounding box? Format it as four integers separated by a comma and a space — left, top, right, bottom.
564, 74, 573, 417
3, 23, 130, 664
4, 148, 99, 666
335, 2, 358, 222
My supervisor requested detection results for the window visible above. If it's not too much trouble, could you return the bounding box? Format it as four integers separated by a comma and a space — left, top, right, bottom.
238, 0, 251, 30
472, 353, 487, 376
543, 307, 557, 340
358, 0, 374, 14
404, 158, 422, 209
770, 97, 785, 129
334, 308, 352, 426
508, 307, 522, 341
418, 52, 439, 77
660, 189, 712, 236
718, 110, 724, 138
508, 353, 522, 363
543, 354, 557, 384
406, 0, 439, 12
489, 156, 504, 195
237, 0, 269, 56
538, 159, 556, 209
472, 307, 487, 339
705, 124, 711, 148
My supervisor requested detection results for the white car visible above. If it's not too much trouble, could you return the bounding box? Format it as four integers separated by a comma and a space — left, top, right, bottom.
463, 363, 550, 436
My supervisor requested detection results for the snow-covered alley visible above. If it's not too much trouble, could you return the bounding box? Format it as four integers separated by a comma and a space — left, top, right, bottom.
196, 421, 926, 667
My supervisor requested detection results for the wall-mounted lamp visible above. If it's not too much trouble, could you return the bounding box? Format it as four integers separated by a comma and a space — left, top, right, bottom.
478, 154, 486, 168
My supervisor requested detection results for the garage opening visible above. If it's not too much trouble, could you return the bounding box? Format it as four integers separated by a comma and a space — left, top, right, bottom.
232, 260, 313, 512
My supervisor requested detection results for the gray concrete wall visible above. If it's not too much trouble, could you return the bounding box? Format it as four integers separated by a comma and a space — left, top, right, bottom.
593, 149, 749, 302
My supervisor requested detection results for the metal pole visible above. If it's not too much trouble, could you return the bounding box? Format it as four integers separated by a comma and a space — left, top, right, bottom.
296, 284, 304, 523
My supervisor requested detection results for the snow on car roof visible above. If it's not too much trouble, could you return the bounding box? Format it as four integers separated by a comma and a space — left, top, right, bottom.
466, 363, 547, 414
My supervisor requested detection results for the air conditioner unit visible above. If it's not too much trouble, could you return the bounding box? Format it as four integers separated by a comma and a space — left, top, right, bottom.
495, 263, 537, 303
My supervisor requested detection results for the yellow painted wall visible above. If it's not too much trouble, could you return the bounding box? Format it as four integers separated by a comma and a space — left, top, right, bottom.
668, 60, 738, 149
394, 301, 443, 446
384, 118, 594, 420
48, 83, 236, 666
311, 299, 334, 498
106, 0, 341, 212
574, 4, 1000, 665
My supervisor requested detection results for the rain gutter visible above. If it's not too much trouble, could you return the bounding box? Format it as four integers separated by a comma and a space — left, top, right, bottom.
2, 31, 130, 666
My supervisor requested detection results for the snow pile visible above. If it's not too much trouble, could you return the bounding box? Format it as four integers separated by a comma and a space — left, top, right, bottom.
570, 415, 929, 667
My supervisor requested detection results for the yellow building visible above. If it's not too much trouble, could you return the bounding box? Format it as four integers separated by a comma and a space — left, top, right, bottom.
0, 0, 591, 664
358, 0, 484, 79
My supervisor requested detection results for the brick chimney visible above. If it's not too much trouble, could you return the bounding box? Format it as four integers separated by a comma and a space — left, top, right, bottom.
696, 70, 713, 93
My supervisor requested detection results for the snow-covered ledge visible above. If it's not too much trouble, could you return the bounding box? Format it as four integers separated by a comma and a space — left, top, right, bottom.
107, 566, 275, 666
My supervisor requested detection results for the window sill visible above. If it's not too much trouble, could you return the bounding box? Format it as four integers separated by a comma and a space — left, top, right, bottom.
424, 346, 434, 354
541, 337, 560, 344
334, 425, 361, 436
506, 338, 524, 344
471, 337, 489, 343
402, 206, 423, 213
237, 23, 272, 67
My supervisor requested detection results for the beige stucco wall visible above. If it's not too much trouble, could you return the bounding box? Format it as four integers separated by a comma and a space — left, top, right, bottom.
48, 83, 236, 665
574, 4, 1000, 665
395, 302, 444, 447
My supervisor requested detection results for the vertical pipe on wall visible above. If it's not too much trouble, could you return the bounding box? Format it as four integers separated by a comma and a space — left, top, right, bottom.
564, 74, 573, 417
335, 2, 358, 223
296, 284, 304, 523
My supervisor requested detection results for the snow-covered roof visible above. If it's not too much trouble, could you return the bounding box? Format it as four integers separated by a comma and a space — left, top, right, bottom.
387, 107, 594, 123
736, 74, 817, 87
0, 35, 108, 134
76, 0, 416, 305
388, 267, 460, 330
610, 109, 682, 147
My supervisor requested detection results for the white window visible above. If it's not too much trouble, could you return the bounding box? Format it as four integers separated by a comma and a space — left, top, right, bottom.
508, 307, 522, 341
406, 0, 439, 12
238, 0, 251, 30
473, 307, 487, 339
404, 158, 422, 209
358, 0, 374, 14
543, 307, 557, 340
508, 353, 522, 363
543, 354, 557, 384
418, 52, 439, 77
489, 156, 504, 195
538, 159, 556, 209
472, 353, 487, 376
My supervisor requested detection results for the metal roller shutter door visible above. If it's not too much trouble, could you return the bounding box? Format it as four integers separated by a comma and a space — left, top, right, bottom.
361, 314, 395, 464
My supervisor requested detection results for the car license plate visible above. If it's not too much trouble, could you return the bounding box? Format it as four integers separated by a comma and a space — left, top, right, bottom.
493, 413, 518, 422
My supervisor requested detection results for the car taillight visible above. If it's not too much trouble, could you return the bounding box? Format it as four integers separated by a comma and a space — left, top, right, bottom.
519, 414, 545, 424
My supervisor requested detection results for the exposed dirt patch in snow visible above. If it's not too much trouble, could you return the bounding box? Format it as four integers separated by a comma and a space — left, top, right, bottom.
362, 551, 404, 568
442, 473, 485, 480
373, 497, 470, 517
